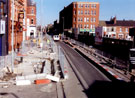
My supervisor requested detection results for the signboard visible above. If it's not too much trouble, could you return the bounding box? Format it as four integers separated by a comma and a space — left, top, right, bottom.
95, 27, 103, 45
80, 28, 84, 32
0, 20, 5, 34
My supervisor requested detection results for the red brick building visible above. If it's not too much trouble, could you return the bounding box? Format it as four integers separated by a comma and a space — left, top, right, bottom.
59, 2, 99, 38
27, 1, 36, 39
8, 0, 27, 52
98, 17, 135, 40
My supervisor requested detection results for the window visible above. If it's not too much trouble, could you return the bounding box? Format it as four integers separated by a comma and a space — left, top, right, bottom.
120, 28, 122, 32
94, 4, 96, 8
87, 24, 89, 28
87, 18, 89, 22
93, 10, 96, 15
74, 18, 76, 22
85, 11, 87, 15
81, 10, 83, 14
88, 4, 90, 8
31, 19, 34, 24
91, 4, 96, 8
74, 10, 76, 15
78, 24, 83, 28
126, 28, 128, 32
85, 4, 87, 8
78, 10, 80, 15
91, 18, 93, 22
91, 10, 93, 15
81, 4, 83, 8
84, 17, 86, 22
119, 34, 124, 39
78, 17, 82, 22
80, 17, 83, 22
88, 11, 90, 15
93, 25, 95, 28
111, 28, 114, 31
78, 17, 80, 22
78, 4, 81, 8
93, 18, 96, 22
91, 4, 94, 8
74, 4, 76, 8
78, 24, 80, 28
84, 25, 87, 28
90, 25, 93, 29
31, 8, 34, 14
80, 24, 83, 28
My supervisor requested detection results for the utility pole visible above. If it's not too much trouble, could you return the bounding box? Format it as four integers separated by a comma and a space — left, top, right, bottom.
11, 0, 15, 73
62, 17, 64, 39
40, 0, 43, 53
22, 8, 26, 55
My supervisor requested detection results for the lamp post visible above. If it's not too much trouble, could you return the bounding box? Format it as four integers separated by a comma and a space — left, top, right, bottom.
40, 0, 43, 52
11, 0, 15, 73
62, 17, 64, 39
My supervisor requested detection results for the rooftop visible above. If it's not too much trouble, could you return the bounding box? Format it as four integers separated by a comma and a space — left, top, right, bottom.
99, 17, 135, 27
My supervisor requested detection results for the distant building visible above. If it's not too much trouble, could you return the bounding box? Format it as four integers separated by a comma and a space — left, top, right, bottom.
0, 0, 8, 56
27, 0, 36, 39
59, 2, 100, 38
98, 17, 135, 41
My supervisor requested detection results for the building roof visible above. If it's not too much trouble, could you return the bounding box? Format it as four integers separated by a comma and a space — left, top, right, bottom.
27, 0, 36, 6
73, 2, 99, 4
99, 19, 135, 27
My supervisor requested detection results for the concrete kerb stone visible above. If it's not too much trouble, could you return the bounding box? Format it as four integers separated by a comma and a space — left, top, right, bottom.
16, 73, 47, 82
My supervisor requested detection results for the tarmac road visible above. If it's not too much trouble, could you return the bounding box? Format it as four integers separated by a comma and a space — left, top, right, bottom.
57, 41, 135, 98
57, 41, 110, 86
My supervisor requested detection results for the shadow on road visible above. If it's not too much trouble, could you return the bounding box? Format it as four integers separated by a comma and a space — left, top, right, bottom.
84, 80, 135, 98
0, 92, 19, 98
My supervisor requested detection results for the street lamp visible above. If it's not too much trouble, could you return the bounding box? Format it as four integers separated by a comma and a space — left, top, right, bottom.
62, 17, 64, 39
11, 0, 15, 73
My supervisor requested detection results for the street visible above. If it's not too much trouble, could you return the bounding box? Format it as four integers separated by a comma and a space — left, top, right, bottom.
1, 0, 135, 98
57, 41, 135, 98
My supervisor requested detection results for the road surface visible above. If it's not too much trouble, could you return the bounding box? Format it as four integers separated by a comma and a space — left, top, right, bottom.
57, 41, 135, 98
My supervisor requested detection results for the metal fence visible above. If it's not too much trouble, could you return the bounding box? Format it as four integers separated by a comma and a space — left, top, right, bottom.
46, 34, 68, 79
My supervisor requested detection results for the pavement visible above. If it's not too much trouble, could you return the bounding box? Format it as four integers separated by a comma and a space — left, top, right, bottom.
0, 35, 88, 98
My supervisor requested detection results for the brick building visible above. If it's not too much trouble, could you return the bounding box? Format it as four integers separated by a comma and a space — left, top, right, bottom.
27, 0, 36, 39
59, 2, 99, 38
98, 17, 135, 40
8, 0, 27, 52
0, 0, 8, 56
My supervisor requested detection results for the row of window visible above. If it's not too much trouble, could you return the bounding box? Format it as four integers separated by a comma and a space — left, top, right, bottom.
105, 34, 131, 40
75, 10, 96, 15
74, 17, 96, 23
73, 24, 95, 29
119, 28, 128, 32
74, 4, 97, 9
105, 27, 129, 32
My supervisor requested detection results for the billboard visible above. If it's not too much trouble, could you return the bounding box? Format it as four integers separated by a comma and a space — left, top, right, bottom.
95, 27, 103, 45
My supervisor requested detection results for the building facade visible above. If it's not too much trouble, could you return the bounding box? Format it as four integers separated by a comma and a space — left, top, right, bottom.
8, 0, 27, 52
98, 17, 135, 41
59, 2, 99, 38
27, 0, 36, 39
0, 0, 8, 56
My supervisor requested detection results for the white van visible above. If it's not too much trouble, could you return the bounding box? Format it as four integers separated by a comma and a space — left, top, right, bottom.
53, 35, 60, 41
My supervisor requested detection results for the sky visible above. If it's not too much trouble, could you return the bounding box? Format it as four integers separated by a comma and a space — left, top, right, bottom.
34, 0, 135, 26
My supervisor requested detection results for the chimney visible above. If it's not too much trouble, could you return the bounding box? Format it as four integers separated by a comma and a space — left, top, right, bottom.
113, 16, 117, 24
